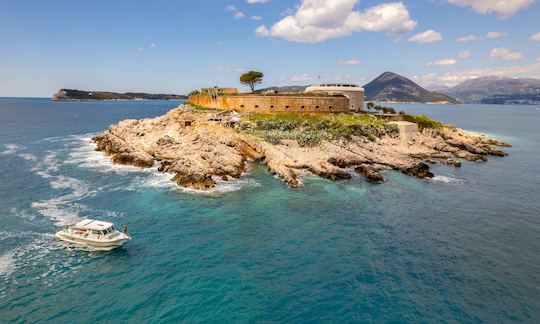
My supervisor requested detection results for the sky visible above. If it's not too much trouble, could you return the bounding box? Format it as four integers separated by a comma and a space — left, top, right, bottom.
1, 0, 539, 97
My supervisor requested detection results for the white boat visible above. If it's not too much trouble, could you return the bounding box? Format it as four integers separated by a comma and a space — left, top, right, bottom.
55, 219, 131, 248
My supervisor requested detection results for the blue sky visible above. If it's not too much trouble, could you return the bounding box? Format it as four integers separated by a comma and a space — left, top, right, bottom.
1, 0, 539, 97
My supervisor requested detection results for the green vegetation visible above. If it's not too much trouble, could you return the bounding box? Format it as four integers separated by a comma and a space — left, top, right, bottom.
240, 113, 399, 146
366, 102, 397, 114
184, 102, 211, 111
403, 114, 445, 130
240, 71, 264, 92
187, 90, 200, 97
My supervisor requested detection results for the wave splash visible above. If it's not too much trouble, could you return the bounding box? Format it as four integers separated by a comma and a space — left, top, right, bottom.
66, 134, 261, 195
431, 175, 465, 184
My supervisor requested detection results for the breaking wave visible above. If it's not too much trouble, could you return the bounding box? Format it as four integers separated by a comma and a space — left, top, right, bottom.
66, 134, 261, 195
431, 175, 465, 184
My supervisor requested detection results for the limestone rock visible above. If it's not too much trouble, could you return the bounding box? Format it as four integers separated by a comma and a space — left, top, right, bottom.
92, 104, 510, 190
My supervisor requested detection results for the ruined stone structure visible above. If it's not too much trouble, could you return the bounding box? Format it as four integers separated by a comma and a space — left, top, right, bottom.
189, 94, 350, 114
200, 87, 238, 95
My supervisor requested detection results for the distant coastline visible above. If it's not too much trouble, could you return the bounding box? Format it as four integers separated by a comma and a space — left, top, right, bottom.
52, 89, 187, 101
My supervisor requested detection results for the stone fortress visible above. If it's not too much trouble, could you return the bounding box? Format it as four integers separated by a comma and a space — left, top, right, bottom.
189, 84, 365, 114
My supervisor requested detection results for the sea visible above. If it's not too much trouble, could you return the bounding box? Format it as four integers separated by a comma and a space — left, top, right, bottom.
0, 98, 539, 322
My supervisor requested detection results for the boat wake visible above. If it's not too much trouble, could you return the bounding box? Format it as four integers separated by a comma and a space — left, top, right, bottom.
1, 144, 20, 155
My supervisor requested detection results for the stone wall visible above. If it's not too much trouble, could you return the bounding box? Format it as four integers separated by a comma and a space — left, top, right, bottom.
189, 94, 350, 114
306, 89, 364, 112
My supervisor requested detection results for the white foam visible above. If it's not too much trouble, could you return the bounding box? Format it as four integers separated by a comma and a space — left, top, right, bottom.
31, 151, 60, 179
177, 177, 262, 195
431, 175, 465, 184
65, 135, 152, 174
0, 233, 76, 283
17, 153, 38, 162
0, 252, 16, 277
29, 150, 95, 226
9, 208, 36, 222
1, 144, 20, 155
66, 133, 262, 195
31, 200, 86, 226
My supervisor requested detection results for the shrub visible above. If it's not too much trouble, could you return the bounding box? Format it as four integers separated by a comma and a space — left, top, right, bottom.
403, 115, 444, 130
242, 113, 400, 146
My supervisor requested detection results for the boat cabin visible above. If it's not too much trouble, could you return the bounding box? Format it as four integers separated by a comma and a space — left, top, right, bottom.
70, 219, 117, 237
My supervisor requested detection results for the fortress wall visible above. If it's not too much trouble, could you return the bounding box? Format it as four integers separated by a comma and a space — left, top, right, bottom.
189, 95, 350, 113
307, 90, 365, 111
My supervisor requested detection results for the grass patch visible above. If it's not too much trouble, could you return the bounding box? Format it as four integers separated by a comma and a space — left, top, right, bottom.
185, 102, 212, 111
241, 113, 398, 146
402, 115, 445, 130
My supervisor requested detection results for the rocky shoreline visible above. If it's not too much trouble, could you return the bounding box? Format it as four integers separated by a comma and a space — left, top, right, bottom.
92, 104, 511, 190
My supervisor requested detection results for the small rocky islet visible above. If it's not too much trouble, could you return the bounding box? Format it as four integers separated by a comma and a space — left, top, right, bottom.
92, 104, 511, 190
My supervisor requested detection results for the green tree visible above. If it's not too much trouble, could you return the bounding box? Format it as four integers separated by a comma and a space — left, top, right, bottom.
188, 90, 200, 97
240, 71, 264, 92
367, 102, 375, 111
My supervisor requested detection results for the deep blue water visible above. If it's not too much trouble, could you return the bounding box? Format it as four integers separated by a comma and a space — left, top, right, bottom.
1, 98, 539, 322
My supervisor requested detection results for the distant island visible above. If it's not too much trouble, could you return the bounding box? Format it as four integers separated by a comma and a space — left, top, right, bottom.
52, 89, 187, 101
441, 76, 540, 105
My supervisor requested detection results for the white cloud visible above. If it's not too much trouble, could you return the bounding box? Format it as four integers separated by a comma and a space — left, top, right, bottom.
227, 5, 246, 19
290, 73, 313, 82
457, 31, 506, 42
255, 0, 417, 43
255, 25, 270, 36
251, 15, 263, 20
427, 59, 456, 66
486, 31, 506, 39
457, 34, 481, 42
149, 42, 157, 48
339, 59, 361, 65
490, 47, 524, 61
408, 29, 442, 44
413, 61, 540, 86
531, 32, 540, 41
247, 0, 269, 3
459, 50, 471, 59
448, 0, 533, 18
213, 66, 247, 73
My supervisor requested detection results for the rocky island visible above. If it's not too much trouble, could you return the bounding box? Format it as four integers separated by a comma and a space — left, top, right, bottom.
92, 103, 510, 190
53, 89, 187, 101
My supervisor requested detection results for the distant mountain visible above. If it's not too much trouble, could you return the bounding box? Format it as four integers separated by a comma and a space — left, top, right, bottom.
254, 86, 307, 94
363, 72, 460, 104
444, 76, 540, 105
424, 84, 452, 93
53, 89, 187, 101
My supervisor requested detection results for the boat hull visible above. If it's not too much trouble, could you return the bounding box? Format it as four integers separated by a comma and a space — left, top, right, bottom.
55, 231, 129, 248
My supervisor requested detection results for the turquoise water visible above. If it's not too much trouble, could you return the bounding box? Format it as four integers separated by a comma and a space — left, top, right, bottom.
1, 99, 539, 322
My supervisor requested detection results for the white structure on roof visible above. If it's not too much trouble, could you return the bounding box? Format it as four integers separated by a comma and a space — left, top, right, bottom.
304, 83, 365, 112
